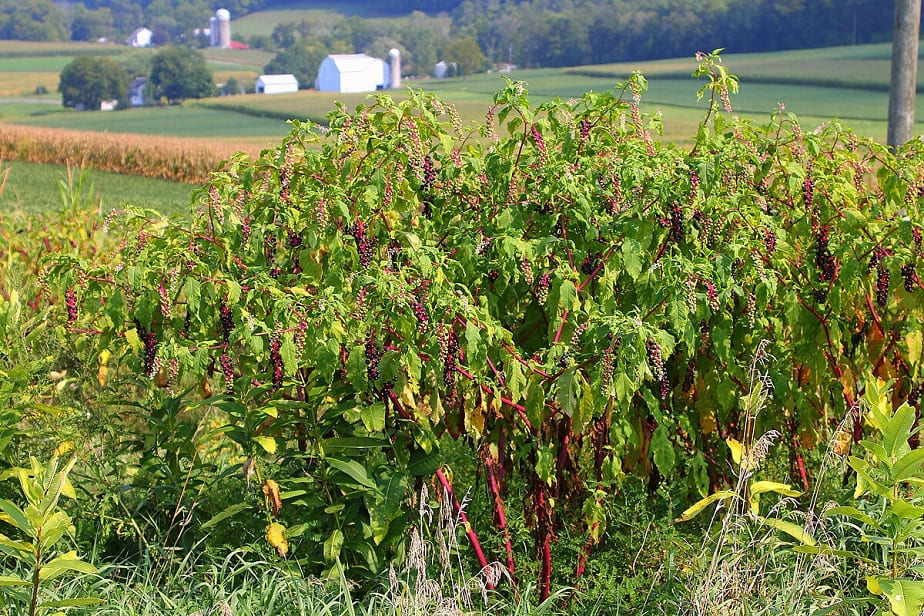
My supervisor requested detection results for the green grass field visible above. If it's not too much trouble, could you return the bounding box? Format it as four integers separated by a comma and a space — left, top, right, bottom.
5, 104, 294, 140
0, 160, 195, 215
1, 39, 923, 156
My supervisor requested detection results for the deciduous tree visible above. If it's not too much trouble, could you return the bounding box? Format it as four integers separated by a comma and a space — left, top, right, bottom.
147, 46, 215, 103
58, 55, 129, 110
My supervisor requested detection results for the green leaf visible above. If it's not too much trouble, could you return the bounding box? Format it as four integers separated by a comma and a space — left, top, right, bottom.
0, 499, 31, 535
327, 457, 376, 489
323, 529, 344, 564
39, 598, 105, 608
883, 404, 915, 459
0, 574, 29, 586
891, 498, 924, 519
650, 424, 675, 475
322, 437, 388, 452
823, 505, 880, 528
894, 448, 924, 483
622, 238, 643, 280
38, 553, 97, 581
406, 450, 441, 476
878, 578, 924, 616
200, 503, 249, 530
676, 490, 736, 522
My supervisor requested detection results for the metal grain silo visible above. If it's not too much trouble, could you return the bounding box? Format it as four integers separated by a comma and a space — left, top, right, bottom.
216, 9, 231, 49
388, 48, 401, 89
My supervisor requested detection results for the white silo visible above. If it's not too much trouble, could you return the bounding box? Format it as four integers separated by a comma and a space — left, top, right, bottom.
216, 8, 231, 49
209, 15, 218, 47
388, 48, 401, 89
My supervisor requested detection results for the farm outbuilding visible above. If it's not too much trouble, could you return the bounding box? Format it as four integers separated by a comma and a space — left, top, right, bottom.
126, 27, 152, 47
315, 54, 391, 93
255, 74, 299, 94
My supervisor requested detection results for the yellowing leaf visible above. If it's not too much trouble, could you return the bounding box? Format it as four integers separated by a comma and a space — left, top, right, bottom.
96, 365, 108, 387
266, 522, 288, 557
252, 436, 277, 455
907, 330, 923, 368
676, 490, 736, 522
727, 438, 744, 466
53, 442, 73, 457
699, 409, 717, 435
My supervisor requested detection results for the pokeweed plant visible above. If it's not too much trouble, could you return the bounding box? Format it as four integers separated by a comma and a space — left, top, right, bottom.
42, 50, 924, 600
799, 380, 924, 616
0, 456, 101, 616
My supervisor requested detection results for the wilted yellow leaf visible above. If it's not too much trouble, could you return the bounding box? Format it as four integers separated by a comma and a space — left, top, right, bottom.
263, 479, 282, 518
266, 522, 288, 557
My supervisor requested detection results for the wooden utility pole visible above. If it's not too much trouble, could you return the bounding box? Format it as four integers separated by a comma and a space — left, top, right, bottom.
888, 0, 922, 148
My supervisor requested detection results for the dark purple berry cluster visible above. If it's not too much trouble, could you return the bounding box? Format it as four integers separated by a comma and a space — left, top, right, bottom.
764, 228, 776, 256
269, 336, 283, 390
868, 246, 890, 273
682, 359, 696, 391
876, 265, 890, 308
487, 269, 499, 283
65, 288, 78, 324
813, 288, 828, 304
287, 230, 302, 249
219, 352, 235, 393
345, 220, 375, 267
658, 204, 685, 243
909, 382, 923, 407
803, 175, 814, 208
365, 336, 381, 382
136, 320, 158, 378
579, 119, 590, 142
913, 227, 922, 252
815, 225, 837, 282
646, 339, 669, 399
443, 330, 460, 390
580, 253, 601, 275
902, 263, 916, 292
420, 156, 436, 220
219, 301, 233, 344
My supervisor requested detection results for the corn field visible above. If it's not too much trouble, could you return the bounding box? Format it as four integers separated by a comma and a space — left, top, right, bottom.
0, 123, 262, 184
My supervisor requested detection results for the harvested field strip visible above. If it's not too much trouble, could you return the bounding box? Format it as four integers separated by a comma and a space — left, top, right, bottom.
0, 123, 262, 184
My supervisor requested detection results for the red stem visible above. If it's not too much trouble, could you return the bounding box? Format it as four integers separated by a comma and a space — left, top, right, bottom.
552, 310, 568, 344
485, 455, 516, 580
434, 467, 493, 589
537, 485, 552, 602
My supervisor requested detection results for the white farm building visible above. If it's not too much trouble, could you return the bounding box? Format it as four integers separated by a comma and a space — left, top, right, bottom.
255, 74, 299, 94
315, 54, 392, 93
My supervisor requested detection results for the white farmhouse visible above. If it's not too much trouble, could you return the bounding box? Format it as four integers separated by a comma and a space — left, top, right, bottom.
126, 27, 153, 47
255, 74, 299, 94
315, 54, 390, 93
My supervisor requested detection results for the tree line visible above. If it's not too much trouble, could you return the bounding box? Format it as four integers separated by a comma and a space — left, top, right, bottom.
452, 0, 900, 68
